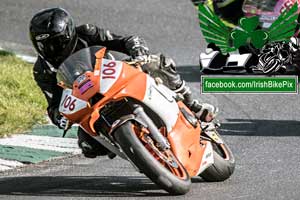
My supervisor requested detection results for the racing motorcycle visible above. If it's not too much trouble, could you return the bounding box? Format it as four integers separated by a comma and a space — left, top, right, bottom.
57, 46, 235, 195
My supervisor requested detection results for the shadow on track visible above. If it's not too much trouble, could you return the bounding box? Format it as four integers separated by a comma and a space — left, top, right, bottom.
0, 176, 170, 197
220, 119, 300, 136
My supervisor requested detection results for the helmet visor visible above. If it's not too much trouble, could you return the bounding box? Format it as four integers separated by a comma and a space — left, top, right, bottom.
38, 33, 71, 57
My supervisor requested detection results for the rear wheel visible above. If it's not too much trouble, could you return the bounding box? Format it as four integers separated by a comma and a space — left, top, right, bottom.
200, 134, 235, 182
114, 121, 191, 195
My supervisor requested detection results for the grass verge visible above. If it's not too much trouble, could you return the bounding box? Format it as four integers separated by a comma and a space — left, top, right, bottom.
0, 50, 47, 137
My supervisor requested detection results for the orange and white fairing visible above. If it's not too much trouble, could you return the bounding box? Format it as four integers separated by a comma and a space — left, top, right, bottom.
58, 47, 213, 177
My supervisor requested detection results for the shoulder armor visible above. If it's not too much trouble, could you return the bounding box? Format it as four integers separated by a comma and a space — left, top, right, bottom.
76, 24, 97, 36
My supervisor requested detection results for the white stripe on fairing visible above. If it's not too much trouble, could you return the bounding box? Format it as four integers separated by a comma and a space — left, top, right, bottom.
0, 135, 81, 154
0, 165, 11, 171
0, 158, 24, 167
142, 76, 179, 132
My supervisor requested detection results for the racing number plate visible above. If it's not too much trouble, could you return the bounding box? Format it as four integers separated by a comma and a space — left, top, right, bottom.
59, 89, 88, 115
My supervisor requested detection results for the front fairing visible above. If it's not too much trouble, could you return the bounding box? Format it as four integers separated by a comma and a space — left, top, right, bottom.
57, 46, 147, 133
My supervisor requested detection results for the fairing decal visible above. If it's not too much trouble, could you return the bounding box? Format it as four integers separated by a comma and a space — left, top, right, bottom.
59, 89, 88, 115
100, 58, 123, 94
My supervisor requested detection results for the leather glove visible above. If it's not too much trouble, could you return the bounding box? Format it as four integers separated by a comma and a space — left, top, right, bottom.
125, 36, 149, 58
127, 54, 160, 66
57, 116, 69, 130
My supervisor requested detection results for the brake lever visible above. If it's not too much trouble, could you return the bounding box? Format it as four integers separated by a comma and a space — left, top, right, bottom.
62, 120, 73, 138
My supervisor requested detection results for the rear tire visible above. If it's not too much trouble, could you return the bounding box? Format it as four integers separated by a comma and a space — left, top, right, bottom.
200, 141, 235, 182
114, 121, 191, 195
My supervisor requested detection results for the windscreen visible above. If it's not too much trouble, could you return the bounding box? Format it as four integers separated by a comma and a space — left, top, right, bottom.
56, 46, 104, 88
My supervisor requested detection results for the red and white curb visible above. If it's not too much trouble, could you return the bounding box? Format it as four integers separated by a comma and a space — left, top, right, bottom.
0, 134, 81, 172
0, 134, 81, 154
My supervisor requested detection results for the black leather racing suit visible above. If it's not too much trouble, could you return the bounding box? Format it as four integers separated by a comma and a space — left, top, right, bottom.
33, 24, 192, 157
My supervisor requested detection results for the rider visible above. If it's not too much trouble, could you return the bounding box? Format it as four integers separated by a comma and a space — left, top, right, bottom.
29, 7, 218, 158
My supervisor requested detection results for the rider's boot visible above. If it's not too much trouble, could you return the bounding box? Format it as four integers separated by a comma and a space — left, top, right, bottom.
77, 127, 116, 159
173, 80, 218, 122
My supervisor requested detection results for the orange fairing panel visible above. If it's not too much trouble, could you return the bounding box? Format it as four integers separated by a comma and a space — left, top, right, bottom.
89, 108, 100, 133
95, 47, 106, 61
167, 102, 204, 177
102, 62, 148, 101
87, 63, 148, 136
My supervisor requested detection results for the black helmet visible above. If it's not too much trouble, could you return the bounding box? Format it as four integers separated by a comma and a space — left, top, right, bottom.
29, 7, 77, 66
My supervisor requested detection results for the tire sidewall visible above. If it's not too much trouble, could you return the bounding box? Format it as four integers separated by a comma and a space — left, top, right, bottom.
114, 121, 191, 195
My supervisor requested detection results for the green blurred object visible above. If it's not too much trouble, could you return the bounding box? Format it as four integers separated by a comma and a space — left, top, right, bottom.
198, 3, 300, 54
231, 16, 268, 49
0, 145, 65, 164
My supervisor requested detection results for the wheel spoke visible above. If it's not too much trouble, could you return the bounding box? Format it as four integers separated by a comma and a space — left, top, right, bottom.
131, 124, 187, 179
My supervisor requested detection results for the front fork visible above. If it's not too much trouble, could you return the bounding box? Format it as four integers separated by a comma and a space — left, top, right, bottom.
94, 103, 167, 159
107, 104, 171, 151
97, 104, 171, 172
132, 105, 171, 150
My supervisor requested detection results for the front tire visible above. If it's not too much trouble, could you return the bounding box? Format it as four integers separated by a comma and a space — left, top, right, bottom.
200, 140, 235, 182
114, 121, 191, 195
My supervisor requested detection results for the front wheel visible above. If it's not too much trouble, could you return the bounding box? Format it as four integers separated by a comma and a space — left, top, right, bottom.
114, 121, 191, 195
200, 135, 235, 182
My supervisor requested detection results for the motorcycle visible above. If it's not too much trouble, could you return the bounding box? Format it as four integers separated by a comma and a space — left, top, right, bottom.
57, 46, 235, 195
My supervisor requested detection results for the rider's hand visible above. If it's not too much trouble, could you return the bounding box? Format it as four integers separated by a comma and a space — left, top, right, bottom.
132, 55, 149, 65
57, 116, 69, 129
125, 36, 149, 58
129, 54, 160, 66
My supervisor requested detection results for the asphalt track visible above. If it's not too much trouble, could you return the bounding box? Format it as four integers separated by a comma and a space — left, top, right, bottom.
0, 0, 300, 199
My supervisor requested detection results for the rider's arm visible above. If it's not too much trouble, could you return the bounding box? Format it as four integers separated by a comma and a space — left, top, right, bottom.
33, 57, 63, 126
76, 24, 149, 58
